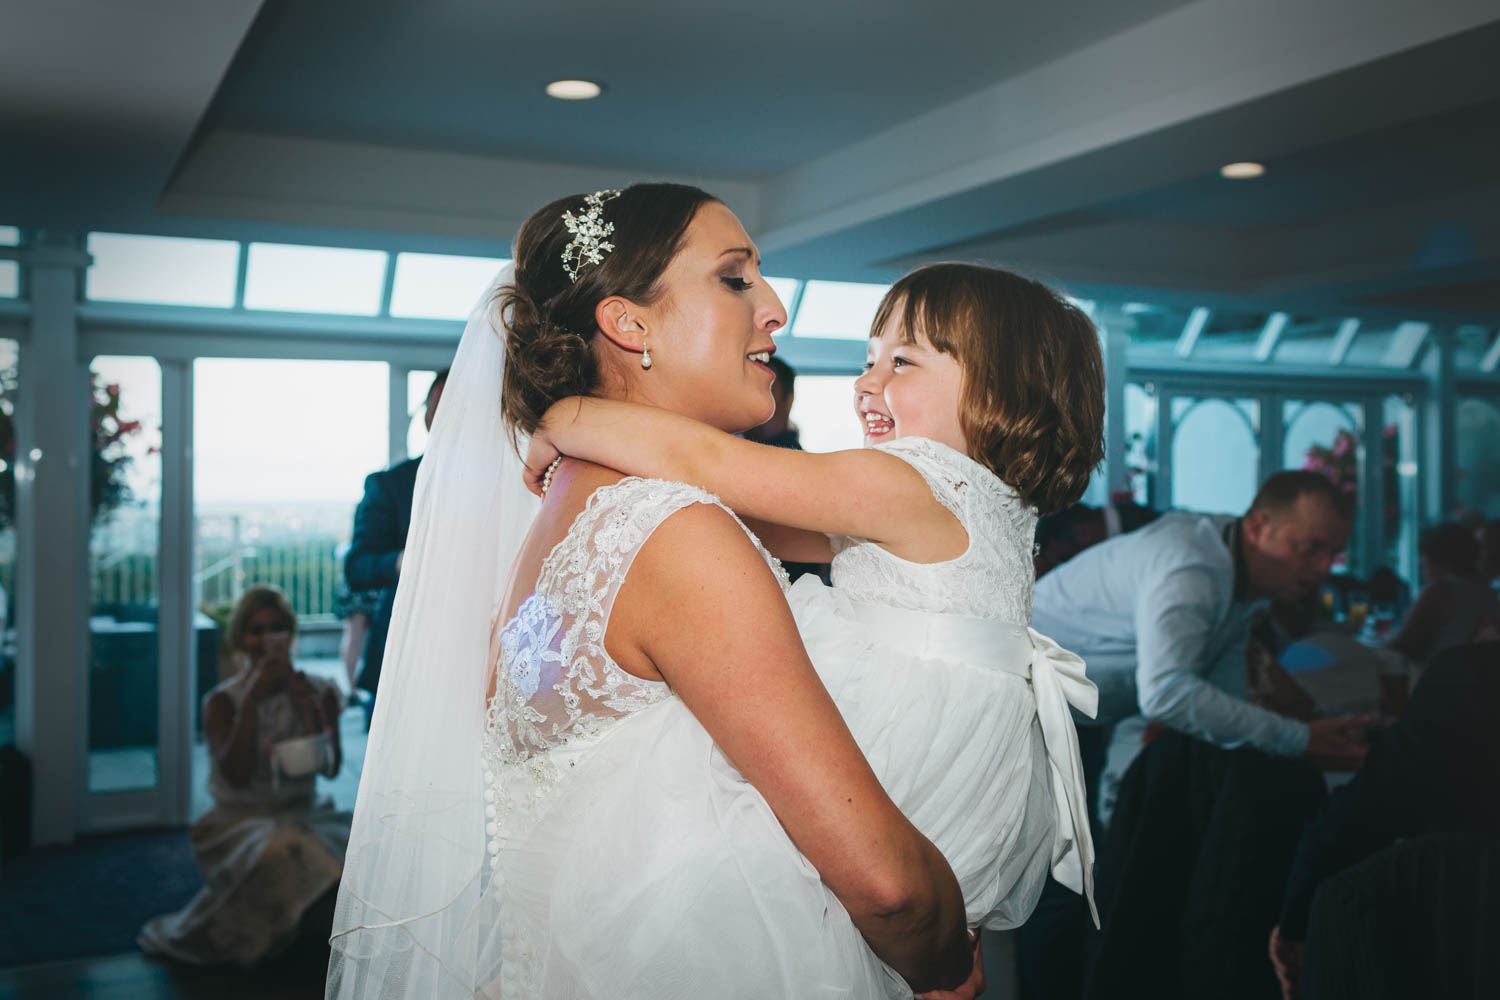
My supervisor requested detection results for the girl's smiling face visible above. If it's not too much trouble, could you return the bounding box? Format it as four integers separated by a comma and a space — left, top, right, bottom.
854, 308, 968, 454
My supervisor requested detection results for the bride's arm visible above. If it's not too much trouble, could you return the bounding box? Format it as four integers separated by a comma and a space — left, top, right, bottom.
610, 503, 973, 992
529, 397, 964, 563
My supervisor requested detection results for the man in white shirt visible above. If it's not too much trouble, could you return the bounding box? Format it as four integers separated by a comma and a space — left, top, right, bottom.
1032, 470, 1371, 826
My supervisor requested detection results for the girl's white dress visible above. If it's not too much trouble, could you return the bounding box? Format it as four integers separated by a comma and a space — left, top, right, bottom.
477, 438, 1096, 998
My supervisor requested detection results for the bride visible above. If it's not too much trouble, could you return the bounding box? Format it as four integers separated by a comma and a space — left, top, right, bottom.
327, 184, 978, 999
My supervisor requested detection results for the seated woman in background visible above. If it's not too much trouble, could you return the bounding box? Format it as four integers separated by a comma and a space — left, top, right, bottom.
1388, 523, 1500, 668
138, 585, 349, 966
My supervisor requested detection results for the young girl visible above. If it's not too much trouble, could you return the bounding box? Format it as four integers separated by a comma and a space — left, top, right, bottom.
526, 261, 1106, 932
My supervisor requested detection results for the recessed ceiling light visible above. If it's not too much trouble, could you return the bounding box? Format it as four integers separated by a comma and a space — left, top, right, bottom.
546, 79, 602, 100
1220, 161, 1266, 179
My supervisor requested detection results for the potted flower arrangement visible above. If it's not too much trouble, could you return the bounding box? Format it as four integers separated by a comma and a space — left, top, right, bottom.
0, 372, 143, 531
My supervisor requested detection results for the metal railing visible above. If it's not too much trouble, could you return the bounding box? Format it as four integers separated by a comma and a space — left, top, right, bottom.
89, 506, 357, 623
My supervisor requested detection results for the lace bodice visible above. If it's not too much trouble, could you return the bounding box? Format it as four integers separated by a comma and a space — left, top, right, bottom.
483, 476, 787, 770
830, 437, 1038, 623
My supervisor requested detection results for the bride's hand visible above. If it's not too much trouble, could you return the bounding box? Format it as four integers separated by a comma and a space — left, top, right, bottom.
915, 931, 984, 1000
523, 432, 562, 497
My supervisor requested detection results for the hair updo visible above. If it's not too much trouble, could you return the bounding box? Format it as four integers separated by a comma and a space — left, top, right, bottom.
497, 183, 720, 438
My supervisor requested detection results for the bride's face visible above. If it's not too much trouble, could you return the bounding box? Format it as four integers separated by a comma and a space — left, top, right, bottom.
630, 203, 787, 432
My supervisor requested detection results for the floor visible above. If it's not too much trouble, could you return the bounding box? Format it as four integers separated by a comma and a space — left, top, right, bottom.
0, 949, 328, 1000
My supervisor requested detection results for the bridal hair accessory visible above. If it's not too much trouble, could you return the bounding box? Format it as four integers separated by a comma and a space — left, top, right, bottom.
561, 189, 622, 282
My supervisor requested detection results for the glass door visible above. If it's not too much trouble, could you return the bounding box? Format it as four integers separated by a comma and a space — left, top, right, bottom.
82, 356, 169, 826
191, 358, 388, 817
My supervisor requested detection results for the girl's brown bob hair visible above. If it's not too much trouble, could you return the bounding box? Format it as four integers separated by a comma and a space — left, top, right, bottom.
497, 183, 721, 442
870, 262, 1105, 515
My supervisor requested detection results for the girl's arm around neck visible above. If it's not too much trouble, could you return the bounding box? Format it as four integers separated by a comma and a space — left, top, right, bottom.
532, 397, 965, 562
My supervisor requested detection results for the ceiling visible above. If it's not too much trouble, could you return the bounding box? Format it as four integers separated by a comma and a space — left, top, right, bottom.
2, 0, 1497, 322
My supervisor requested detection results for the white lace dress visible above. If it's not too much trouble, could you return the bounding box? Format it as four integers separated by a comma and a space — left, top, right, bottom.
478, 478, 897, 998
793, 437, 1099, 930
475, 445, 1097, 998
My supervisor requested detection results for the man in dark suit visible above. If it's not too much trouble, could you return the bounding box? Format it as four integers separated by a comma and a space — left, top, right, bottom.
345, 369, 447, 722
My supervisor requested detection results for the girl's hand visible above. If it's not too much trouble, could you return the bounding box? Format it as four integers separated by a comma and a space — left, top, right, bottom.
523, 428, 563, 497
915, 931, 984, 1000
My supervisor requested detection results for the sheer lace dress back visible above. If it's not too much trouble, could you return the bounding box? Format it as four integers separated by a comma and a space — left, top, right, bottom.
830, 437, 1038, 623
484, 476, 786, 768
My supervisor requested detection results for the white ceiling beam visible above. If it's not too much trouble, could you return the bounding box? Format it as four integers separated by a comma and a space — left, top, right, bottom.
1386, 321, 1430, 367
1253, 312, 1291, 362
1328, 318, 1361, 365
1479, 329, 1500, 372
1176, 306, 1212, 358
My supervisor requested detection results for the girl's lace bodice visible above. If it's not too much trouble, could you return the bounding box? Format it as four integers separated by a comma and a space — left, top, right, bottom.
830, 437, 1038, 623
483, 476, 787, 771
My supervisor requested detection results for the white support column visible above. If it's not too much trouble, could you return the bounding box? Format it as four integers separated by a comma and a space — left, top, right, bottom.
157, 359, 195, 826
1092, 306, 1134, 505
388, 366, 408, 466
1155, 389, 1175, 509
14, 232, 91, 846
1261, 394, 1285, 487
1419, 327, 1456, 525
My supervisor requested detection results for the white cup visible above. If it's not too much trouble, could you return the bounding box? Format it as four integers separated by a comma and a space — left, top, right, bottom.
270, 733, 331, 786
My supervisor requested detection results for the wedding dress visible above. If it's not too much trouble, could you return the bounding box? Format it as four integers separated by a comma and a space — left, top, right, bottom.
327, 263, 1095, 999
473, 440, 1096, 996
477, 477, 898, 998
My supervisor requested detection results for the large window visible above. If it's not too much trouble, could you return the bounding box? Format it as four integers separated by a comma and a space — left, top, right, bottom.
406, 369, 440, 458
87, 356, 163, 793
790, 281, 889, 340
0, 226, 18, 298
191, 359, 388, 816
1457, 397, 1500, 520
194, 359, 389, 623
86, 234, 239, 307
1169, 397, 1260, 515
389, 253, 507, 320
788, 375, 863, 453
1283, 400, 1365, 572
243, 243, 387, 315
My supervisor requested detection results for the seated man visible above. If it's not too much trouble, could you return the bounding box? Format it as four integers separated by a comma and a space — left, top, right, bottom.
1033, 470, 1370, 826
1270, 641, 1500, 996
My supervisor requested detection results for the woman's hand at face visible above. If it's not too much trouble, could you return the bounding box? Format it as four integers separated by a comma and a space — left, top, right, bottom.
245, 641, 293, 702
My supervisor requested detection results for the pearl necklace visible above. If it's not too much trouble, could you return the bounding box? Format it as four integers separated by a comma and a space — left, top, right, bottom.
540, 456, 563, 496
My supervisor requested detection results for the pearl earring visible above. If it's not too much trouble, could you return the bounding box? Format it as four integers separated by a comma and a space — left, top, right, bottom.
640, 343, 653, 370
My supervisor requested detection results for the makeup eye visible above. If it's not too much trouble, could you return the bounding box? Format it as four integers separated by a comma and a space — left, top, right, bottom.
721, 276, 753, 292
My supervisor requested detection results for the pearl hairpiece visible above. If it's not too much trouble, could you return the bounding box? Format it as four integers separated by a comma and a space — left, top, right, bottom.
561, 189, 621, 282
